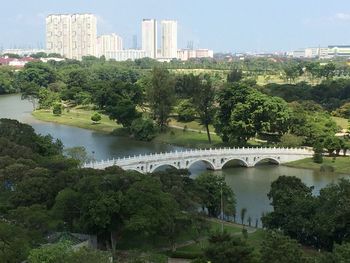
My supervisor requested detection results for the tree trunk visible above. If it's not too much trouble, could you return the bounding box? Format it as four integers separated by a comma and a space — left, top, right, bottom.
110, 232, 116, 256
205, 123, 211, 144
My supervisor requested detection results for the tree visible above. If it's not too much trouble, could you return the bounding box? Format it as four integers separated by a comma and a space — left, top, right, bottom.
313, 179, 350, 250
320, 63, 336, 79
176, 99, 196, 122
279, 133, 304, 148
38, 88, 60, 109
195, 173, 236, 217
124, 176, 183, 249
323, 135, 342, 156
227, 69, 243, 83
91, 113, 102, 124
260, 231, 305, 263
10, 176, 55, 207
130, 117, 157, 141
28, 241, 111, 263
313, 141, 324, 164
146, 68, 176, 130
0, 67, 16, 94
52, 103, 62, 116
0, 222, 31, 263
215, 83, 291, 144
283, 64, 302, 83
192, 75, 216, 143
204, 232, 257, 263
241, 208, 247, 226
262, 176, 316, 246
64, 146, 92, 166
7, 204, 53, 243
52, 188, 81, 229
94, 80, 142, 128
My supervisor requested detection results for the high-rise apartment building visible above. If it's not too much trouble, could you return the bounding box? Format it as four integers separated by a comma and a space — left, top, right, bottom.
46, 14, 72, 58
46, 14, 97, 60
70, 14, 97, 60
161, 20, 177, 59
97, 33, 123, 59
142, 19, 157, 59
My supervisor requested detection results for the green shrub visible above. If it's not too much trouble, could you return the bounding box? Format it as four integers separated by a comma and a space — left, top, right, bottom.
52, 103, 62, 116
169, 250, 203, 259
130, 118, 157, 141
91, 112, 101, 124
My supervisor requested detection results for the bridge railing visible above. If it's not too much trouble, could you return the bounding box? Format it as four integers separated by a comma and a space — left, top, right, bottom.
83, 147, 313, 168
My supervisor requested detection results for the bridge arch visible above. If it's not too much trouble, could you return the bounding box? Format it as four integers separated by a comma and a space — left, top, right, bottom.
220, 158, 249, 169
150, 163, 179, 173
187, 159, 216, 170
253, 157, 280, 166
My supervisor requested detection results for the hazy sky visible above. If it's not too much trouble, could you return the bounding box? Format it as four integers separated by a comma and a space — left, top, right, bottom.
1, 0, 350, 52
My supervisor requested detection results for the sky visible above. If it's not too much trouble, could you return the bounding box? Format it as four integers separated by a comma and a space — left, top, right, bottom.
1, 0, 350, 52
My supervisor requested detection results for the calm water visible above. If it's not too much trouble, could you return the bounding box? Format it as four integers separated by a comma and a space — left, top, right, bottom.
1, 94, 349, 223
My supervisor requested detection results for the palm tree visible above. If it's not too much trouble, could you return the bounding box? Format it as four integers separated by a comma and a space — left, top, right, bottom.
232, 207, 237, 223
240, 208, 247, 228
247, 216, 252, 227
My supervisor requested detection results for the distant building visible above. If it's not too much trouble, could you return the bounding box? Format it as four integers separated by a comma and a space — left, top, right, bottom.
1, 48, 47, 56
304, 47, 328, 59
177, 49, 214, 61
46, 14, 97, 60
97, 33, 123, 58
195, 49, 214, 58
132, 35, 138, 49
161, 20, 178, 59
46, 14, 72, 58
142, 19, 157, 59
328, 45, 350, 57
291, 49, 306, 58
107, 49, 151, 61
0, 56, 37, 68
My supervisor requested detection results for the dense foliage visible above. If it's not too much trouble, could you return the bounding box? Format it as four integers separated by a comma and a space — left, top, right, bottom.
0, 119, 234, 262
262, 176, 350, 251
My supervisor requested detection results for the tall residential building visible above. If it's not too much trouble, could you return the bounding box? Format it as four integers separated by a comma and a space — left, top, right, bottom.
71, 14, 97, 60
46, 14, 72, 58
142, 19, 157, 59
46, 14, 97, 60
97, 33, 123, 58
161, 20, 178, 59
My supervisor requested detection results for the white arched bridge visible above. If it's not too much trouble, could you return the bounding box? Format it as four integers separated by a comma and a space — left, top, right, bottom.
83, 147, 313, 174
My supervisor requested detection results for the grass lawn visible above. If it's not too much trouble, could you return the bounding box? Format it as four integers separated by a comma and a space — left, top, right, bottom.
169, 118, 216, 133
332, 116, 349, 130
154, 128, 223, 148
285, 157, 350, 174
175, 220, 265, 255
32, 108, 121, 133
33, 107, 226, 148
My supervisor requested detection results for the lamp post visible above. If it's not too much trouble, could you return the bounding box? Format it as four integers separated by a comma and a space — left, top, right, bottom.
220, 179, 224, 233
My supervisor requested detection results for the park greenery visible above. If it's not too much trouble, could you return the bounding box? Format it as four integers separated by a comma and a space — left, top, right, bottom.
0, 56, 349, 151
1, 54, 350, 261
0, 56, 347, 170
0, 119, 349, 262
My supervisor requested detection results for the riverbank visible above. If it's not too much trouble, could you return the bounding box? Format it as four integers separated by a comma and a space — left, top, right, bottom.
285, 156, 350, 174
32, 108, 226, 148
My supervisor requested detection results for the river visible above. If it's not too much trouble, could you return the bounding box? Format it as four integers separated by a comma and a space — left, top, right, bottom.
0, 94, 349, 224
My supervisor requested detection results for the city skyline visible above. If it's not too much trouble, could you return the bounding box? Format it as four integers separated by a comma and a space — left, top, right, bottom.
2, 0, 350, 52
